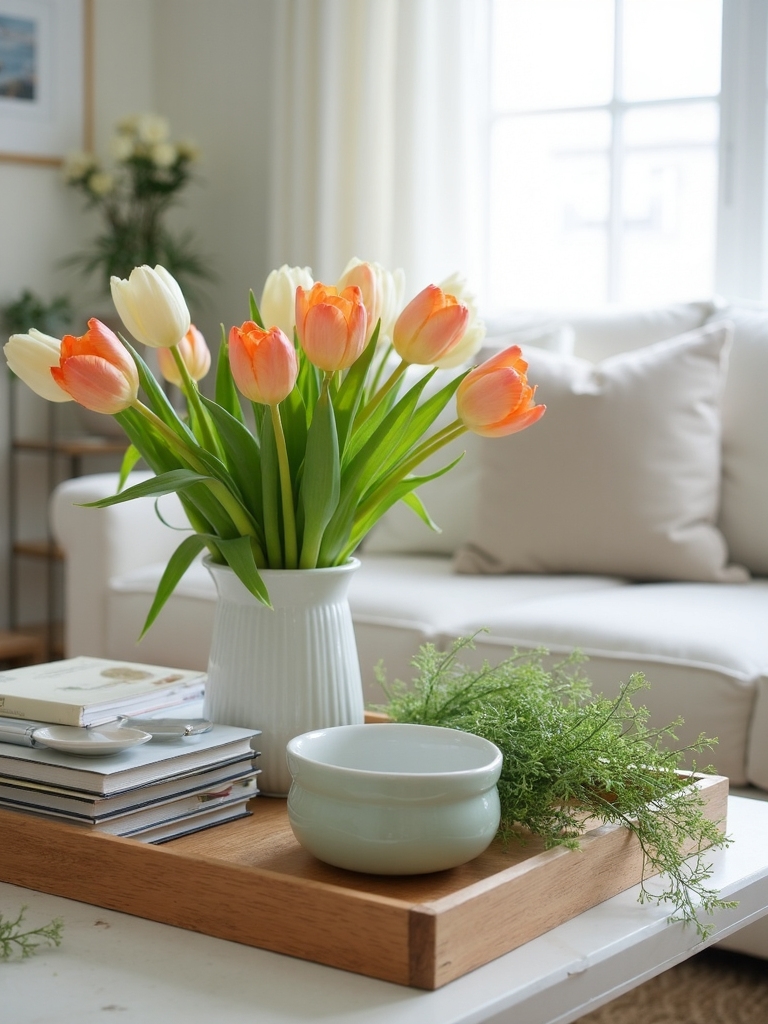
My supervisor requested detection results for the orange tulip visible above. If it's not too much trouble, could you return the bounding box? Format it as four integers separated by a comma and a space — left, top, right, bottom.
51, 318, 139, 414
229, 321, 298, 405
295, 283, 368, 371
456, 345, 546, 437
392, 284, 469, 365
157, 325, 211, 385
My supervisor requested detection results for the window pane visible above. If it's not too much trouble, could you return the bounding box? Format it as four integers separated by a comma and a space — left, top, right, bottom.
620, 102, 719, 303
492, 0, 614, 112
489, 112, 611, 309
622, 0, 722, 102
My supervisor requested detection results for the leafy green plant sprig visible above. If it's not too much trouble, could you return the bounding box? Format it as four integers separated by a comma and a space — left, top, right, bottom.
376, 636, 736, 938
0, 906, 63, 961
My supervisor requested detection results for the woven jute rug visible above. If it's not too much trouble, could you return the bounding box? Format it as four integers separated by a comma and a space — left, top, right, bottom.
576, 950, 768, 1024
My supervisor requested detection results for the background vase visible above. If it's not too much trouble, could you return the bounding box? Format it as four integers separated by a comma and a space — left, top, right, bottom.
203, 556, 364, 796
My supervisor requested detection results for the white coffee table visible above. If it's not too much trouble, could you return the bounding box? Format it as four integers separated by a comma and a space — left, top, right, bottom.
1, 796, 766, 1024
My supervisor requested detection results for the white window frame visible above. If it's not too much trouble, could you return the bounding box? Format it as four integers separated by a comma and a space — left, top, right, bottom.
716, 0, 768, 301
485, 0, 768, 306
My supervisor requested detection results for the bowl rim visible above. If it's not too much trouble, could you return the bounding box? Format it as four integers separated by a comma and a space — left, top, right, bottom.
286, 723, 503, 782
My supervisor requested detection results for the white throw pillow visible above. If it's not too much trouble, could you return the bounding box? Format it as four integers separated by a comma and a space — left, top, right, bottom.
455, 323, 748, 583
363, 324, 573, 556
708, 305, 768, 575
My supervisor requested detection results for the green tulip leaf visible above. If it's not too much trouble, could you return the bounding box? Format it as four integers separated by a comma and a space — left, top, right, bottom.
215, 328, 245, 424
318, 372, 432, 563
200, 395, 263, 518
139, 533, 208, 638
340, 453, 464, 561
334, 321, 380, 456
248, 290, 266, 329
116, 443, 142, 491
81, 468, 212, 507
214, 535, 272, 607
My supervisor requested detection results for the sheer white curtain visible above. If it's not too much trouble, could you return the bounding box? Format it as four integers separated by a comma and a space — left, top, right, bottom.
268, 0, 486, 294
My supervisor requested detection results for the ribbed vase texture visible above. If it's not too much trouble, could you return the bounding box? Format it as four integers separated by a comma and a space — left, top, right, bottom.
203, 558, 364, 796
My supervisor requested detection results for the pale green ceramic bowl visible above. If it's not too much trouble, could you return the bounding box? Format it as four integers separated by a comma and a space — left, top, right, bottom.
285, 723, 503, 875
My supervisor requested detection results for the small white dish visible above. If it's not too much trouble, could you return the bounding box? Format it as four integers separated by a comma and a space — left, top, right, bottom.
286, 723, 503, 875
32, 724, 152, 756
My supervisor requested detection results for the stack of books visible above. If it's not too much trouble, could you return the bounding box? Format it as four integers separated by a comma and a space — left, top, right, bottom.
0, 657, 260, 843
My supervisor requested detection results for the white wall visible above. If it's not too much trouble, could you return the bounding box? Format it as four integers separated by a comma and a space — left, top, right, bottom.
153, 0, 275, 351
1, 0, 275, 630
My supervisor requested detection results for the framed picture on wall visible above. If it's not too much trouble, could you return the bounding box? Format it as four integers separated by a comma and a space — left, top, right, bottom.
0, 0, 92, 166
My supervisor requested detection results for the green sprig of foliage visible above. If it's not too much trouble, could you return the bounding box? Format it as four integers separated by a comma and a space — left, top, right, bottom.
376, 635, 736, 938
0, 906, 63, 961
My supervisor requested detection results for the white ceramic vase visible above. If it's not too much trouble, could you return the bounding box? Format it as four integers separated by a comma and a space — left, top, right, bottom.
203, 556, 364, 796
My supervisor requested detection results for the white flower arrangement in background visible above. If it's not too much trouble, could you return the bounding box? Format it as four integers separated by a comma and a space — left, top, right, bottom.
62, 113, 213, 300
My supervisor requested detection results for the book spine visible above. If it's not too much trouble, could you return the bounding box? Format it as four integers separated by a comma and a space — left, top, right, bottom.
0, 697, 84, 728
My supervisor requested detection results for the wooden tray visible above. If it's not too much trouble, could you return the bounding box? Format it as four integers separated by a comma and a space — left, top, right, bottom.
0, 773, 728, 989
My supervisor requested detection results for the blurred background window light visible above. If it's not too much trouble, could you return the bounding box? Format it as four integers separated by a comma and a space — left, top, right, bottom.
487, 0, 723, 311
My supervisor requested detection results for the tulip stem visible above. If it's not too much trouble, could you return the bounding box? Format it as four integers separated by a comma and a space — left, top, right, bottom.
171, 346, 223, 459
270, 403, 298, 570
354, 358, 408, 429
399, 418, 466, 472
366, 341, 394, 400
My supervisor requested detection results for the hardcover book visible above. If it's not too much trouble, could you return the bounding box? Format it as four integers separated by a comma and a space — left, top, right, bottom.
0, 657, 206, 727
0, 757, 257, 818
0, 723, 259, 795
2, 773, 261, 834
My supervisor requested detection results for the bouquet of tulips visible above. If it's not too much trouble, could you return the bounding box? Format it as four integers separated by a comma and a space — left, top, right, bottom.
3, 260, 544, 634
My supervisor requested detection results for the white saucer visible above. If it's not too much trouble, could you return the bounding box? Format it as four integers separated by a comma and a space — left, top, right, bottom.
33, 724, 152, 756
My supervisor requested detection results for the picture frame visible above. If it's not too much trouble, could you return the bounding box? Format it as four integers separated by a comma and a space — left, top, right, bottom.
0, 0, 93, 166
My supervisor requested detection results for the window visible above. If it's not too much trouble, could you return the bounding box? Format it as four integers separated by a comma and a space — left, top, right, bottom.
487, 0, 725, 310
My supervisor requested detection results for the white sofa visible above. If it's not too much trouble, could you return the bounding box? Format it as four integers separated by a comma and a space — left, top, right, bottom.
51, 298, 768, 958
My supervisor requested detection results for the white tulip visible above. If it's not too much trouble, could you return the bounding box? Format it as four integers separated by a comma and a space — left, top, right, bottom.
433, 271, 486, 368
260, 265, 314, 338
111, 265, 191, 349
3, 330, 72, 403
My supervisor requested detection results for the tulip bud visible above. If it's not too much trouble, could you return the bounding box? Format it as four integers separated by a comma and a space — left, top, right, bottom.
456, 345, 546, 438
338, 258, 405, 346
432, 273, 486, 369
260, 265, 314, 339
229, 321, 298, 405
51, 319, 140, 415
110, 264, 191, 349
295, 283, 368, 372
336, 261, 381, 341
3, 330, 73, 403
393, 284, 469, 365
157, 325, 211, 385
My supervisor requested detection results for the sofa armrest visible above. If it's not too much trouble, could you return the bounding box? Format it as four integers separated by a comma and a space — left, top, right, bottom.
50, 472, 191, 658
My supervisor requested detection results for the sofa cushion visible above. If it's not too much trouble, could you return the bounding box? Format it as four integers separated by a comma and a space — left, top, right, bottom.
363, 323, 574, 557
442, 580, 768, 786
567, 300, 718, 361
455, 323, 747, 582
485, 300, 716, 363
707, 304, 768, 575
